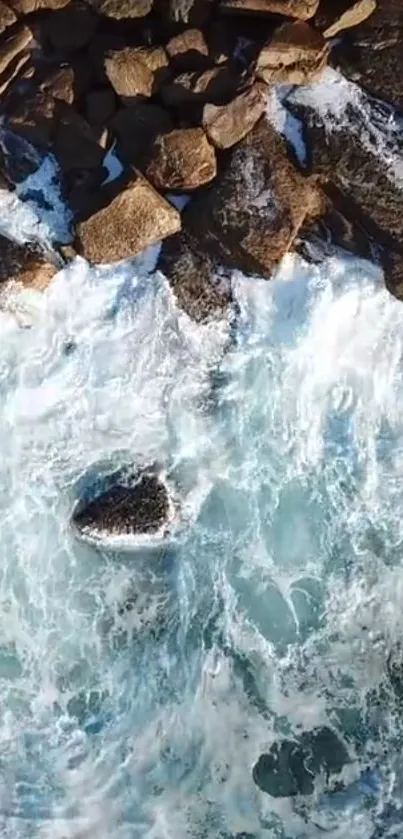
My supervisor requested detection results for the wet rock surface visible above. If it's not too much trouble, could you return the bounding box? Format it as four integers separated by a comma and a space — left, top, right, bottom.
0, 233, 58, 289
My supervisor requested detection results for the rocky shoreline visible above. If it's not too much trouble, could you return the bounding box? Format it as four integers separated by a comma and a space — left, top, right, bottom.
0, 0, 401, 320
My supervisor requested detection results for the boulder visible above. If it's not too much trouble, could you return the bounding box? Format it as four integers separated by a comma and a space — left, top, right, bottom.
105, 46, 169, 102
85, 87, 116, 126
330, 0, 403, 112
72, 466, 171, 539
219, 0, 320, 18
75, 171, 181, 264
202, 81, 269, 149
256, 21, 329, 85
0, 1, 16, 36
315, 0, 377, 38
145, 128, 217, 191
0, 235, 58, 291
7, 0, 69, 12
0, 24, 32, 78
158, 231, 232, 321
53, 102, 105, 174
43, 3, 99, 53
87, 0, 154, 18
162, 66, 242, 108
111, 102, 173, 167
182, 116, 322, 278
166, 28, 210, 71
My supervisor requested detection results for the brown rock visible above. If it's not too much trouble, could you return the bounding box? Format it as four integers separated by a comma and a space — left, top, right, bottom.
219, 0, 320, 18
166, 28, 210, 71
316, 0, 377, 38
86, 88, 116, 126
76, 171, 181, 264
105, 46, 169, 102
158, 231, 232, 321
0, 235, 58, 291
183, 116, 321, 277
0, 47, 30, 95
40, 66, 75, 104
88, 0, 154, 18
0, 1, 16, 36
203, 81, 269, 149
6, 91, 57, 148
162, 66, 242, 107
7, 0, 69, 13
0, 24, 32, 77
145, 128, 217, 191
44, 3, 99, 53
257, 21, 328, 85
111, 103, 173, 166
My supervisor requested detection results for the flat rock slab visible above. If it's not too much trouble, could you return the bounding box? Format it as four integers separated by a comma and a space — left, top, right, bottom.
145, 127, 217, 191
257, 21, 328, 86
203, 81, 269, 149
76, 171, 181, 264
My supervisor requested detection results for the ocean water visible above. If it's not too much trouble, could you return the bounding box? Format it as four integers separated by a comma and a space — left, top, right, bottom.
1, 232, 403, 838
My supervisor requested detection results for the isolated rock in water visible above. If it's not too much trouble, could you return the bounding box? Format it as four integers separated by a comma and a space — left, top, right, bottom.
202, 81, 269, 149
183, 116, 322, 277
219, 0, 320, 19
316, 0, 377, 38
331, 0, 403, 111
256, 21, 329, 85
105, 46, 169, 103
0, 235, 58, 291
166, 28, 210, 72
72, 467, 171, 538
0, 1, 16, 36
158, 231, 232, 321
145, 128, 217, 191
111, 103, 173, 167
76, 171, 181, 264
87, 0, 154, 18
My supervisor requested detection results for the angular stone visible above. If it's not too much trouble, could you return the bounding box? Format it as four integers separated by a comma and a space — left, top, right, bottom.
53, 103, 104, 174
162, 66, 241, 107
316, 0, 377, 38
44, 3, 99, 53
145, 128, 216, 191
39, 65, 75, 104
76, 171, 181, 264
111, 103, 173, 167
220, 0, 320, 18
7, 0, 69, 12
6, 91, 57, 149
0, 24, 32, 77
203, 81, 269, 149
105, 46, 169, 102
257, 21, 328, 85
88, 0, 154, 18
0, 1, 16, 36
0, 235, 58, 291
72, 466, 170, 538
166, 28, 210, 71
158, 231, 231, 322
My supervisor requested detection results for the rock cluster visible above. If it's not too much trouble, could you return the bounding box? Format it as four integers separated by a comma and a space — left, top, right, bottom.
0, 0, 400, 318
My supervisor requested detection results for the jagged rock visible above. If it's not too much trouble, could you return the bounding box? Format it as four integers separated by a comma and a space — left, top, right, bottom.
105, 46, 169, 103
76, 171, 181, 264
43, 2, 99, 53
72, 466, 171, 539
158, 231, 231, 321
219, 0, 320, 18
39, 65, 76, 104
202, 81, 268, 149
316, 0, 377, 38
85, 87, 116, 126
145, 127, 216, 191
0, 24, 32, 77
182, 116, 322, 277
256, 21, 328, 85
0, 1, 16, 35
162, 66, 242, 107
166, 28, 210, 71
7, 0, 69, 12
87, 0, 154, 18
331, 0, 403, 111
111, 103, 173, 167
0, 234, 58, 291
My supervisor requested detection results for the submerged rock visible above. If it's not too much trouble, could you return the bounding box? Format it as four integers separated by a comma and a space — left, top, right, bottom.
72, 465, 173, 541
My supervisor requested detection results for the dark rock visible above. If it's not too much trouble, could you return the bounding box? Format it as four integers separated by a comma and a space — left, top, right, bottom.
162, 65, 243, 108
0, 234, 58, 291
330, 0, 403, 112
145, 127, 217, 191
64, 165, 108, 216
219, 0, 320, 18
315, 0, 377, 38
0, 1, 16, 36
85, 87, 116, 126
0, 128, 44, 183
87, 0, 154, 18
296, 182, 375, 264
111, 102, 173, 167
166, 28, 210, 71
72, 466, 171, 538
182, 116, 322, 278
256, 20, 329, 85
53, 102, 105, 173
43, 2, 99, 53
105, 45, 169, 103
75, 170, 181, 264
158, 231, 232, 321
202, 80, 269, 149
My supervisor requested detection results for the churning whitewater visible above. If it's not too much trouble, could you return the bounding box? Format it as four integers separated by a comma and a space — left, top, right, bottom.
0, 240, 403, 838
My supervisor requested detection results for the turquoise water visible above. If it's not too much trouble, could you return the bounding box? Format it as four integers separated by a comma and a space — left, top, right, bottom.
0, 245, 403, 838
